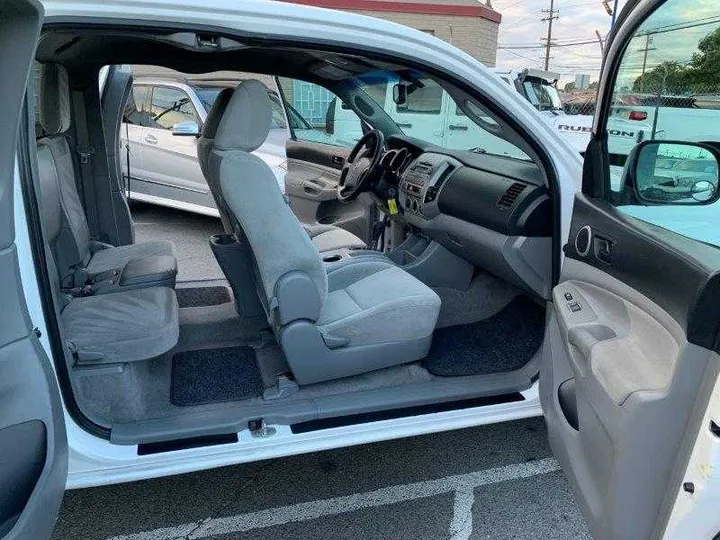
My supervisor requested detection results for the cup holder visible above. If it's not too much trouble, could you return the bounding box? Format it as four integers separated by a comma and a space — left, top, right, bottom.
318, 216, 339, 225
323, 254, 342, 263
210, 234, 237, 246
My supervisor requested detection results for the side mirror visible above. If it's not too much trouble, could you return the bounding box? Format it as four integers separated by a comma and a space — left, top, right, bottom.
624, 141, 720, 205
171, 120, 201, 137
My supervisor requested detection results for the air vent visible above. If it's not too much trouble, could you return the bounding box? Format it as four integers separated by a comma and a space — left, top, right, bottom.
497, 182, 527, 211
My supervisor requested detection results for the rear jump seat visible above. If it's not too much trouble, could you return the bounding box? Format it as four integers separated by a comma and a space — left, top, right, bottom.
35, 62, 179, 364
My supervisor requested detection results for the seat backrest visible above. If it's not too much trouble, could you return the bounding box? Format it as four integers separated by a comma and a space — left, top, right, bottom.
198, 86, 234, 232
36, 63, 93, 285
211, 80, 328, 320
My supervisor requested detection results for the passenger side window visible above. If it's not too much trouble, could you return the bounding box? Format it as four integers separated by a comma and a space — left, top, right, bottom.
148, 86, 199, 130
604, 0, 720, 248
276, 77, 363, 148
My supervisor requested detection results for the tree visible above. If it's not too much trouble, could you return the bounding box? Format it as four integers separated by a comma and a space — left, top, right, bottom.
632, 27, 720, 94
632, 61, 689, 94
563, 81, 576, 92
687, 27, 720, 91
588, 81, 599, 90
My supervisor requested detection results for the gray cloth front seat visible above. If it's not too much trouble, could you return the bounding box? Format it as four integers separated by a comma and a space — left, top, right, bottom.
198, 84, 367, 252
36, 63, 176, 288
213, 81, 441, 385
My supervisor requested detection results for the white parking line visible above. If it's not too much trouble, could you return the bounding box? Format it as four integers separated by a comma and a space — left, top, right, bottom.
107, 458, 560, 540
449, 488, 475, 540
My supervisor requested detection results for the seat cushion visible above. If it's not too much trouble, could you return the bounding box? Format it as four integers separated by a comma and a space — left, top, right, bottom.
305, 224, 367, 252
85, 240, 175, 275
318, 260, 441, 347
61, 287, 179, 364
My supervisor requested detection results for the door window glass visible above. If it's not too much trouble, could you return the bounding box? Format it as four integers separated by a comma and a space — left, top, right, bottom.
148, 86, 198, 130
277, 78, 363, 147
603, 0, 720, 247
124, 85, 151, 126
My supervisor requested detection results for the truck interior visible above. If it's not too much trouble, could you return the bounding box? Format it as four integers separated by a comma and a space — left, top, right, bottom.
27, 25, 556, 447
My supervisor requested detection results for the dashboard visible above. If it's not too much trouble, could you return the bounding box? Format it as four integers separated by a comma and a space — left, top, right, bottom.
370, 135, 553, 298
374, 135, 551, 238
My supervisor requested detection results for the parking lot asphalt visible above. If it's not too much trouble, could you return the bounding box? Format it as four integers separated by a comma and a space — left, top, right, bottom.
52, 417, 591, 540
131, 202, 225, 282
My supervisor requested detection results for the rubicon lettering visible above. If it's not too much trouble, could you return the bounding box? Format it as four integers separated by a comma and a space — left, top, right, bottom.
557, 124, 636, 138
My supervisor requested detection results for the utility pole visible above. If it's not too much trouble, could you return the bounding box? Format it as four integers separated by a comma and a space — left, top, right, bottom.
638, 34, 656, 92
541, 0, 559, 71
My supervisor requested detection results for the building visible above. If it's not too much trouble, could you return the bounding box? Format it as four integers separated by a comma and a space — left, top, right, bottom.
575, 73, 591, 90
283, 0, 502, 66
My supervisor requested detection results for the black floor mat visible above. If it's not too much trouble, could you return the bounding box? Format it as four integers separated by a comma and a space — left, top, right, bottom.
177, 286, 231, 308
423, 296, 545, 377
170, 346, 263, 406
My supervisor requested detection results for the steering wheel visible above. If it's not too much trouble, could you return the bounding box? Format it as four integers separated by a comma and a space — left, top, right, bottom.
337, 129, 385, 203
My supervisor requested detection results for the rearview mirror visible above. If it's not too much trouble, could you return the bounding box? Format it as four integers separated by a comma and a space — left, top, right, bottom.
392, 83, 407, 106
624, 141, 720, 205
171, 120, 201, 137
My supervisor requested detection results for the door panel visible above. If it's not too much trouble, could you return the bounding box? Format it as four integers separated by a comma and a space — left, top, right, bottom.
0, 1, 68, 538
542, 195, 720, 540
285, 139, 374, 243
140, 85, 210, 201
140, 126, 206, 193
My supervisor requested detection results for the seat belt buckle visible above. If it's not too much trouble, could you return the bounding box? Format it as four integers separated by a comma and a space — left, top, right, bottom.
76, 146, 95, 164
73, 266, 90, 288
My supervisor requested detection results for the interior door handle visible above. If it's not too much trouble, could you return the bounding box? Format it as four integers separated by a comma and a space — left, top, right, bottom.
593, 235, 613, 264
448, 124, 468, 131
397, 122, 413, 129
144, 134, 158, 145
331, 155, 344, 167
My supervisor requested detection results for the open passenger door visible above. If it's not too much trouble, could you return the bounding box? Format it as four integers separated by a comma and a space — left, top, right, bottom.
0, 1, 68, 539
542, 0, 720, 538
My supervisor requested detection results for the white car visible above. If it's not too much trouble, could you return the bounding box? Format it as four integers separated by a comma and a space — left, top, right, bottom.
119, 76, 290, 214
4, 1, 720, 540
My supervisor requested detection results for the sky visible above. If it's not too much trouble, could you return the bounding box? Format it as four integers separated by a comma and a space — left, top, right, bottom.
493, 0, 630, 84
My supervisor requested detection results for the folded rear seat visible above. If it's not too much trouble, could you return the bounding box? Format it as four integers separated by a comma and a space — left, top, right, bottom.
36, 63, 176, 292
44, 240, 179, 365
61, 286, 179, 364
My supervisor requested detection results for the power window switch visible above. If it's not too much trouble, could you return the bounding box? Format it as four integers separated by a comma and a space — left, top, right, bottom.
568, 302, 582, 313
564, 292, 573, 301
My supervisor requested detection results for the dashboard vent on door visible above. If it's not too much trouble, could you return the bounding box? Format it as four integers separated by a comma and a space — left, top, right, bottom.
497, 182, 526, 211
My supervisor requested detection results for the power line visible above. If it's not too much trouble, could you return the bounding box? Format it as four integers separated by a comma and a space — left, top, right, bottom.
500, 38, 604, 49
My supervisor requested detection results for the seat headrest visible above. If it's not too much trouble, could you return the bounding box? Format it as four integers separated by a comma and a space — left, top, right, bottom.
214, 80, 272, 152
201, 87, 235, 139
38, 63, 71, 135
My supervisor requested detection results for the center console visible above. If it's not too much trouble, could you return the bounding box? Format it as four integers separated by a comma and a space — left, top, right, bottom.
399, 153, 460, 222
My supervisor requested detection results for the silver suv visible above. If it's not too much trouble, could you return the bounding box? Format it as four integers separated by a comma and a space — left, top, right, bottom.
120, 77, 291, 216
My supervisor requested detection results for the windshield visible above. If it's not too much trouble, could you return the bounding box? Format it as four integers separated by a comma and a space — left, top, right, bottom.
522, 78, 562, 111
349, 70, 532, 161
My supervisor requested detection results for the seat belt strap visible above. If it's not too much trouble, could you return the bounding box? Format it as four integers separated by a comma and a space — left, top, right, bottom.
71, 90, 100, 240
